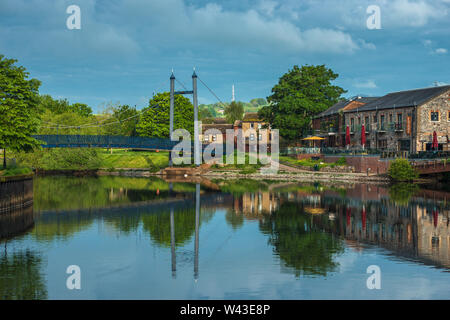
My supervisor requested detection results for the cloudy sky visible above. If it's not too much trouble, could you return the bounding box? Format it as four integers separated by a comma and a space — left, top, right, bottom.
1, 0, 449, 111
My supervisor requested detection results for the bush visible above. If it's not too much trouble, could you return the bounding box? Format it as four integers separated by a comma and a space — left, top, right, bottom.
388, 159, 418, 181
336, 157, 347, 166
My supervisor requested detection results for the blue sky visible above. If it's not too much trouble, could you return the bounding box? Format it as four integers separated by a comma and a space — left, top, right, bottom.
1, 0, 449, 112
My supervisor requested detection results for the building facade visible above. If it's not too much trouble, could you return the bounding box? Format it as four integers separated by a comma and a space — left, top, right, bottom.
343, 85, 450, 153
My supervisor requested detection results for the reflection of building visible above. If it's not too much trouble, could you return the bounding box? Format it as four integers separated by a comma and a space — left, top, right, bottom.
233, 192, 279, 218
319, 186, 450, 269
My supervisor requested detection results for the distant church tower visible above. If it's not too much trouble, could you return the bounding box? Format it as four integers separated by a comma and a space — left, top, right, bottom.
232, 84, 235, 102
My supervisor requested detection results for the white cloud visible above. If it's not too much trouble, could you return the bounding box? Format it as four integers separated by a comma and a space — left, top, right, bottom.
435, 48, 448, 54
354, 80, 377, 89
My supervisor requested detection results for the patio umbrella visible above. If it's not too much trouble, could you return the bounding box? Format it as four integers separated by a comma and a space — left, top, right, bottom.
362, 206, 366, 230
432, 131, 438, 150
345, 125, 350, 148
361, 124, 366, 150
346, 207, 351, 227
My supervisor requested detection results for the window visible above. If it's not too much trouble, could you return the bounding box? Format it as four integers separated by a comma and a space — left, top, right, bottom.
358, 117, 361, 125
431, 111, 439, 121
389, 114, 393, 123
351, 118, 355, 132
258, 134, 262, 141
257, 123, 262, 129
212, 135, 217, 141
397, 113, 402, 124
378, 140, 387, 149
250, 133, 255, 141
373, 115, 377, 123
365, 116, 369, 125
448, 111, 450, 121
204, 135, 209, 142
250, 123, 254, 129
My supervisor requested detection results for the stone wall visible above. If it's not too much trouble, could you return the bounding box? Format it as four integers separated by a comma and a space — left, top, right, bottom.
324, 155, 390, 174
416, 89, 450, 151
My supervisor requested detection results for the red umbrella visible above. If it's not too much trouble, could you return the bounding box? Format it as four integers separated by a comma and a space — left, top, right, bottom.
345, 125, 351, 147
432, 131, 438, 150
433, 210, 438, 228
362, 206, 366, 230
361, 124, 366, 150
346, 207, 351, 227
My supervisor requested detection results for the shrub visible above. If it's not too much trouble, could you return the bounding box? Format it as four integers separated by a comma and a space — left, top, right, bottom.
388, 159, 418, 181
336, 157, 347, 166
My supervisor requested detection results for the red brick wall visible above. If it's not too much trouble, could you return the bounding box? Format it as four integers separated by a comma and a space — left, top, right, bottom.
324, 155, 390, 174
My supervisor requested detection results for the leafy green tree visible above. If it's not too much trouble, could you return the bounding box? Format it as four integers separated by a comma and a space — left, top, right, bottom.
70, 103, 92, 117
102, 104, 139, 136
224, 101, 244, 124
259, 65, 346, 140
199, 105, 213, 120
388, 159, 418, 181
136, 92, 194, 138
0, 55, 43, 168
39, 95, 92, 117
250, 98, 267, 107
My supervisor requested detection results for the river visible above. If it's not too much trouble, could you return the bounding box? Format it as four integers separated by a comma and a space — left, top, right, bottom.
0, 176, 449, 299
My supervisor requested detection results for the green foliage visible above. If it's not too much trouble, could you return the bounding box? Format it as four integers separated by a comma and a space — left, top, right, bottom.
259, 202, 344, 277
0, 165, 32, 176
136, 92, 194, 138
389, 183, 419, 205
336, 157, 347, 166
38, 95, 92, 117
259, 65, 346, 140
14, 148, 102, 170
101, 104, 139, 136
388, 159, 418, 181
224, 101, 244, 123
0, 55, 43, 152
199, 105, 214, 120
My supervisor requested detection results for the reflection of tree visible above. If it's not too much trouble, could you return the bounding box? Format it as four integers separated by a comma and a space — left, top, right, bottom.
389, 183, 419, 206
259, 202, 344, 277
141, 208, 214, 248
0, 250, 47, 300
225, 209, 244, 230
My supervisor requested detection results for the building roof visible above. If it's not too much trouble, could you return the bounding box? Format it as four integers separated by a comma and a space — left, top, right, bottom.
242, 112, 262, 122
345, 85, 450, 113
201, 123, 234, 134
316, 97, 379, 118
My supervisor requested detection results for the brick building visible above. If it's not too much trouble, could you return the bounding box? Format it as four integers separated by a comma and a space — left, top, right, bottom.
343, 85, 450, 153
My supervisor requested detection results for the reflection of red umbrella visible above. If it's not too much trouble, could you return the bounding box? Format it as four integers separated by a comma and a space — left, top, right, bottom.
362, 206, 366, 230
432, 131, 438, 150
361, 124, 366, 150
345, 125, 351, 147
433, 210, 438, 228
346, 207, 351, 227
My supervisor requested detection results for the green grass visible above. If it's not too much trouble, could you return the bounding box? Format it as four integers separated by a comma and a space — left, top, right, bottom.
0, 166, 32, 176
98, 149, 169, 169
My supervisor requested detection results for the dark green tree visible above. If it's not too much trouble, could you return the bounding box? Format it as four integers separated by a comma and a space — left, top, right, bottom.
259, 65, 346, 140
224, 101, 244, 124
137, 92, 194, 138
0, 55, 42, 168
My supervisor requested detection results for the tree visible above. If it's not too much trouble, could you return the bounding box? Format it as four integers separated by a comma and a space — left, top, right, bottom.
388, 159, 418, 181
199, 105, 213, 120
136, 92, 194, 138
259, 65, 346, 141
0, 55, 42, 168
102, 104, 139, 136
224, 101, 244, 124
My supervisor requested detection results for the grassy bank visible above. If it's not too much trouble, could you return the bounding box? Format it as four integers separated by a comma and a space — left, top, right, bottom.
279, 155, 346, 170
11, 148, 169, 172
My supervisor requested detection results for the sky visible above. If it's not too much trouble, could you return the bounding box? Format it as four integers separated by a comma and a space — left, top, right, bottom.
1, 0, 449, 112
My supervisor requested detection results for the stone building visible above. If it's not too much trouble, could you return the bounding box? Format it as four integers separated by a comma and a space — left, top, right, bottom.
312, 97, 379, 147
341, 85, 450, 153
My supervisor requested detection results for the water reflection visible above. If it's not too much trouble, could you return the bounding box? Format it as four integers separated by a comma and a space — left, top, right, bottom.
0, 175, 449, 299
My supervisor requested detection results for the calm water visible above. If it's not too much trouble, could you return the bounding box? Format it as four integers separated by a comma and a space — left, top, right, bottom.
1, 176, 449, 299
